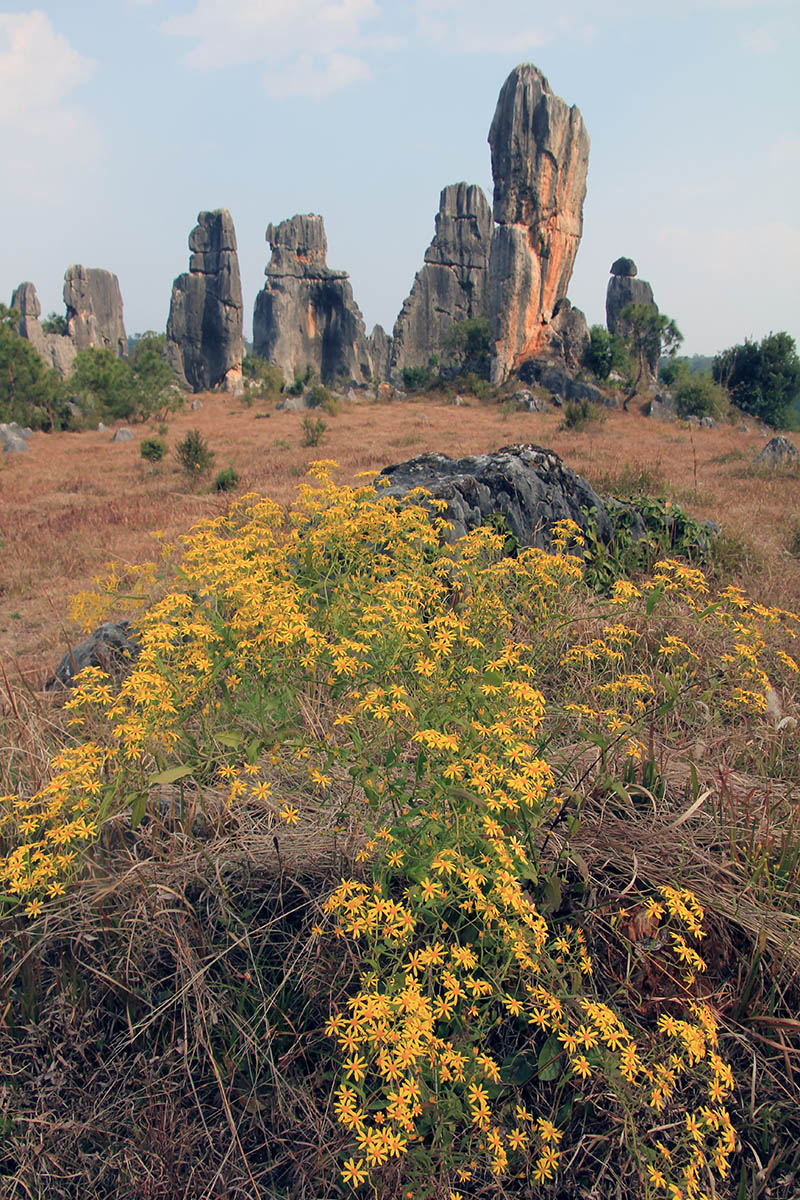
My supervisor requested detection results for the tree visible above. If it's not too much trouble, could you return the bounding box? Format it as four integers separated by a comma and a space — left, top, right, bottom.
444, 317, 492, 377
71, 338, 178, 423
0, 303, 65, 429
620, 303, 683, 411
712, 332, 800, 429
586, 324, 630, 382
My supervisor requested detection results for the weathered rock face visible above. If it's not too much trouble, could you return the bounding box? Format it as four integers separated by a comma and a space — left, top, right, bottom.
46, 621, 139, 689
518, 359, 614, 409
605, 257, 658, 373
390, 183, 492, 376
535, 298, 590, 371
755, 436, 799, 470
368, 324, 392, 382
166, 209, 244, 394
64, 266, 128, 356
488, 64, 590, 383
376, 445, 612, 551
10, 281, 77, 376
253, 214, 372, 386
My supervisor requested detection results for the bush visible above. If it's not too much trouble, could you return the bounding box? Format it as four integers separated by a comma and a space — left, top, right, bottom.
561, 398, 605, 430
286, 365, 313, 396
586, 325, 630, 382
660, 359, 729, 421
41, 311, 68, 336
71, 340, 176, 424
713, 331, 800, 428
401, 364, 435, 392
140, 436, 166, 463
214, 465, 239, 493
175, 428, 214, 482
301, 414, 326, 446
242, 355, 283, 398
306, 384, 340, 415
444, 317, 492, 377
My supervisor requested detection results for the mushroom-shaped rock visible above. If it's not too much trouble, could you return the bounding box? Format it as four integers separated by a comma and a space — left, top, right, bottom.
488, 64, 590, 383
167, 209, 244, 394
605, 258, 659, 375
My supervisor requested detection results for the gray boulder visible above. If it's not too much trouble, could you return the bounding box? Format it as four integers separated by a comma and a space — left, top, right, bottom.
111, 427, 134, 442
518, 360, 614, 409
648, 392, 678, 422
610, 257, 637, 277
46, 621, 139, 689
64, 266, 128, 356
0, 422, 29, 453
536, 297, 590, 370
167, 209, 244, 395
376, 445, 612, 551
755, 436, 799, 469
10, 281, 77, 377
510, 389, 549, 413
390, 183, 493, 377
488, 64, 590, 383
253, 214, 372, 387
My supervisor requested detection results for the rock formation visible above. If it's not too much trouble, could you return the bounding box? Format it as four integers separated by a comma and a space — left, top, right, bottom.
64, 266, 128, 356
605, 257, 659, 374
376, 446, 612, 552
166, 209, 244, 394
252, 214, 372, 386
535, 298, 590, 371
10, 282, 77, 376
755, 436, 799, 470
1, 422, 32, 453
368, 324, 392, 382
47, 620, 139, 689
488, 64, 590, 384
390, 183, 492, 377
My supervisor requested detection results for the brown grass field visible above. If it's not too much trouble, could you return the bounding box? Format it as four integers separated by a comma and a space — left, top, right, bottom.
2, 390, 799, 685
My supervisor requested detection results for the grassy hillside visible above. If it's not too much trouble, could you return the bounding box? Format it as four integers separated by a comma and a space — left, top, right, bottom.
1, 393, 799, 1199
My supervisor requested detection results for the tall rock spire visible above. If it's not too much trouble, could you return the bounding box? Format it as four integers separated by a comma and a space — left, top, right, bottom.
488, 64, 589, 383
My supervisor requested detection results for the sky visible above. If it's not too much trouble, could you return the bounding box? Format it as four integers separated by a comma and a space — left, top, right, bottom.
1, 0, 798, 357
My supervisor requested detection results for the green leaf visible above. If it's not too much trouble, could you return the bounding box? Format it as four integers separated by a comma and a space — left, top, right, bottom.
130, 793, 147, 828
501, 1050, 539, 1086
537, 1034, 563, 1082
216, 731, 243, 749
150, 765, 194, 785
542, 876, 562, 913
646, 586, 663, 616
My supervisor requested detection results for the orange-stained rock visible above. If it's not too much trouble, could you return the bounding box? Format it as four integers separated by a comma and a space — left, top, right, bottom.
488, 64, 589, 383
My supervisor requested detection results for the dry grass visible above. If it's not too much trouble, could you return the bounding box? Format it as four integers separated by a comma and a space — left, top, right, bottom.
2, 392, 799, 686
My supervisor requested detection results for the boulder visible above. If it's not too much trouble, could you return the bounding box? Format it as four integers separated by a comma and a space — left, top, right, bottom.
610, 257, 637, 277
0, 422, 29, 453
10, 281, 77, 377
518, 360, 614, 409
390, 183, 493, 377
167, 209, 244, 395
487, 64, 590, 383
376, 445, 612, 551
111, 427, 134, 442
510, 389, 549, 413
64, 266, 128, 356
46, 621, 139, 689
253, 214, 372, 387
536, 298, 590, 370
648, 393, 678, 422
755, 436, 799, 469
368, 324, 392, 382
605, 258, 659, 375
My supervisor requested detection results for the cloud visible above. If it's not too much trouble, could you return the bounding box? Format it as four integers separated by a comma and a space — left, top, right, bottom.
742, 24, 778, 51
164, 0, 378, 95
0, 11, 100, 202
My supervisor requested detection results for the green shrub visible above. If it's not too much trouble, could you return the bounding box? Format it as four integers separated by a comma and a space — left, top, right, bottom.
140, 436, 166, 463
713, 332, 800, 428
242, 355, 283, 398
306, 384, 339, 414
661, 359, 728, 421
41, 312, 68, 336
586, 325, 630, 382
176, 428, 214, 482
286, 365, 313, 396
561, 398, 605, 430
0, 303, 67, 429
301, 414, 326, 447
213, 465, 239, 493
401, 364, 435, 392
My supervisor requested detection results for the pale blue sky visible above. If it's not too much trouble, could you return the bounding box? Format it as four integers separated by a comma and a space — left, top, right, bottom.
1, 0, 798, 355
